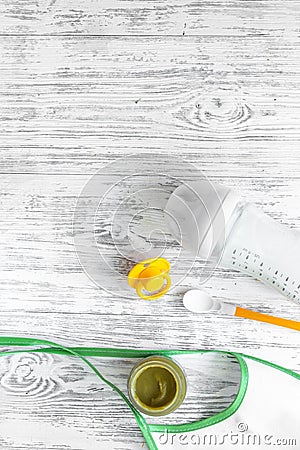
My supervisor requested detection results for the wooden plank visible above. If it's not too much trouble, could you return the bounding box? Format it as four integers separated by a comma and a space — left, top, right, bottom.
0, 173, 299, 319
0, 349, 243, 449
0, 4, 299, 448
0, 0, 299, 36
0, 36, 300, 175
0, 312, 299, 366
0, 344, 298, 448
1, 143, 300, 178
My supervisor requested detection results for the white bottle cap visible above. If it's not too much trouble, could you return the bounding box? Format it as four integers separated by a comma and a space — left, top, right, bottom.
165, 180, 240, 259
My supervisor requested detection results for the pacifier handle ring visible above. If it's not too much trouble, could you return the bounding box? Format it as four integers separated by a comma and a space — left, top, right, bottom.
136, 273, 171, 300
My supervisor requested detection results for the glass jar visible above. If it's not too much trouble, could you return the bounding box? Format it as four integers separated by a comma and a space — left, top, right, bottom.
127, 356, 187, 416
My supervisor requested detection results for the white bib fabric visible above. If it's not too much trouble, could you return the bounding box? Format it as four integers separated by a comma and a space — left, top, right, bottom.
0, 338, 299, 450
149, 355, 300, 450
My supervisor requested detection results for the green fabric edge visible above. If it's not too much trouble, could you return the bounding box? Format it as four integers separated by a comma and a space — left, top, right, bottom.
0, 337, 158, 450
4, 345, 248, 433
148, 352, 248, 434
0, 338, 299, 449
0, 339, 249, 445
147, 351, 300, 434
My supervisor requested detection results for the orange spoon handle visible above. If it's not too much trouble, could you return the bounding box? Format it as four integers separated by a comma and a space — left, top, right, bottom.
235, 306, 300, 332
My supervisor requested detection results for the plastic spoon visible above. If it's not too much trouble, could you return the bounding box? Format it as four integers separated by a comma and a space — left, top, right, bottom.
183, 289, 300, 332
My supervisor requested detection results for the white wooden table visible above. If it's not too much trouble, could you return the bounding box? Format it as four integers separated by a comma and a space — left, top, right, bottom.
0, 1, 300, 449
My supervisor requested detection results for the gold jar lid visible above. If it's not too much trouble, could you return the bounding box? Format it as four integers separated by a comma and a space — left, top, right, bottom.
127, 356, 187, 416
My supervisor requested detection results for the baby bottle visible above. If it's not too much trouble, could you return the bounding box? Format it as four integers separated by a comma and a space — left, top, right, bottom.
165, 180, 300, 304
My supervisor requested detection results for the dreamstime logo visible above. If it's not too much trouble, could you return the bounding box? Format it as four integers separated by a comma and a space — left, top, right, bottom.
158, 423, 297, 447
73, 154, 226, 298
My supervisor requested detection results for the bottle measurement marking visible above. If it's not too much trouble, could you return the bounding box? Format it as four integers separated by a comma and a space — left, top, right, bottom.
229, 248, 299, 303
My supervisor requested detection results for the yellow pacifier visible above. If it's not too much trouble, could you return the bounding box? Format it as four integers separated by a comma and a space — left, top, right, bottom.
128, 258, 171, 300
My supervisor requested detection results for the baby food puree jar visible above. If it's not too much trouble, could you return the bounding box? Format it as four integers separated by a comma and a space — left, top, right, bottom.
128, 356, 187, 416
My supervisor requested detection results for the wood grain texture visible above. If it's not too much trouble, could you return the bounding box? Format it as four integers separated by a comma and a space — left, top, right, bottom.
0, 0, 300, 36
0, 351, 242, 449
0, 172, 299, 312
0, 36, 300, 176
0, 1, 300, 449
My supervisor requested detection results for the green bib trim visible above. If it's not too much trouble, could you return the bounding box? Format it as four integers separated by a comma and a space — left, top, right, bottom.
0, 337, 299, 450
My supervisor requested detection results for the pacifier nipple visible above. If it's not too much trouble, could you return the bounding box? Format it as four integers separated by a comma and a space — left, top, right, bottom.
128, 258, 171, 300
